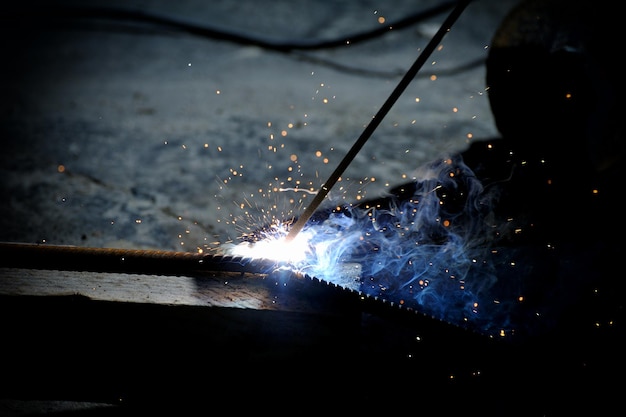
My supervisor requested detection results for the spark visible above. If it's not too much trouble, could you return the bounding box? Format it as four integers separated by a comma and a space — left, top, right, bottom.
279, 187, 318, 195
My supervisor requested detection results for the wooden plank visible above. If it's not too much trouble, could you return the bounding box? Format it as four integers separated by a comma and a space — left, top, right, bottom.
0, 242, 363, 314
0, 266, 361, 316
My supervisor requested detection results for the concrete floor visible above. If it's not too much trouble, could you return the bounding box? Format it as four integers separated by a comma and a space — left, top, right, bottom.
0, 0, 510, 250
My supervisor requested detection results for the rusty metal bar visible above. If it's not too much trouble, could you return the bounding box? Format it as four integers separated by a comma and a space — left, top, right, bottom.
0, 242, 277, 276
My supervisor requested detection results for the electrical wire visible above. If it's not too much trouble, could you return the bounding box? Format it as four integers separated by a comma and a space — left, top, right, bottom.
7, 1, 456, 51
4, 1, 482, 78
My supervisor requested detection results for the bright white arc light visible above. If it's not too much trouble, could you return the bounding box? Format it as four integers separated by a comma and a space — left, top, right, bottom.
229, 230, 313, 264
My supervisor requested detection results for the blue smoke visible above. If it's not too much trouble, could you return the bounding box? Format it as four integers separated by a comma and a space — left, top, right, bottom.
232, 139, 604, 341
289, 145, 571, 340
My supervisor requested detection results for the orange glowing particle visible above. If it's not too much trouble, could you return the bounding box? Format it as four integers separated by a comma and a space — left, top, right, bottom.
57, 165, 65, 173
378, 16, 385, 24
592, 189, 599, 195
281, 130, 287, 137
443, 219, 451, 227
290, 154, 298, 162
430, 75, 437, 81
315, 150, 322, 157
565, 92, 572, 99
452, 107, 458, 113
323, 158, 329, 164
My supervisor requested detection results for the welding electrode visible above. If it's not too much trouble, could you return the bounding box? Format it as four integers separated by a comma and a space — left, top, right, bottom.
285, 0, 473, 242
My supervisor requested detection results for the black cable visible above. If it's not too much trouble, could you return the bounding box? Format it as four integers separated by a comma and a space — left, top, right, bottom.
7, 1, 457, 52
5, 1, 484, 79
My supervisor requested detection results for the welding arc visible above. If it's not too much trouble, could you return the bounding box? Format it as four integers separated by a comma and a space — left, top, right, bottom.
285, 0, 473, 242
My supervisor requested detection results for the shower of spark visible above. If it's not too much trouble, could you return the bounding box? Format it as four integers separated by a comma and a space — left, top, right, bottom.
212, 0, 571, 341
218, 0, 553, 339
